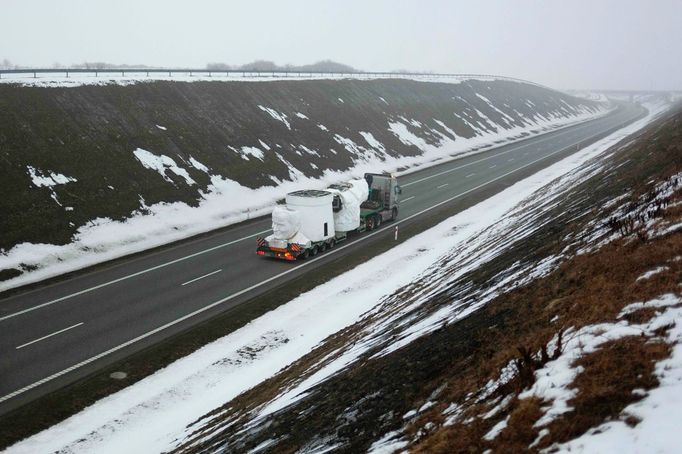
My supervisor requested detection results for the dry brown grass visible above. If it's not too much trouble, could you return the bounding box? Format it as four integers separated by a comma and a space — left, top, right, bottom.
412, 192, 682, 453
537, 336, 672, 449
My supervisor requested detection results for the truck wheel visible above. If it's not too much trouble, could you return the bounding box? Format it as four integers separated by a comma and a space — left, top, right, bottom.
366, 217, 375, 231
300, 249, 310, 260
375, 215, 382, 228
311, 245, 319, 256
329, 239, 336, 249
392, 207, 398, 220
320, 242, 327, 253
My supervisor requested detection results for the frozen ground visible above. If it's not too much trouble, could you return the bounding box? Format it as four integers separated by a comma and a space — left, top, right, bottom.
3, 100, 668, 454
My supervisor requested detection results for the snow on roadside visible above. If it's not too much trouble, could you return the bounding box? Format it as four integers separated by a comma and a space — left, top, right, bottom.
4, 101, 667, 454
0, 95, 610, 292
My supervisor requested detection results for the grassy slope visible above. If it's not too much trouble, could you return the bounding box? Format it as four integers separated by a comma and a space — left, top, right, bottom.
172, 106, 682, 453
0, 79, 600, 253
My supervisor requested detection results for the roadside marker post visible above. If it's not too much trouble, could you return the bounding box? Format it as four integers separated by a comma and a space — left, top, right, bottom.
394, 226, 399, 241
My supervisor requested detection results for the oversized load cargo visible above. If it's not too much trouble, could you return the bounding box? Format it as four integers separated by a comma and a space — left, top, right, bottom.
285, 189, 335, 242
327, 179, 369, 232
257, 172, 400, 261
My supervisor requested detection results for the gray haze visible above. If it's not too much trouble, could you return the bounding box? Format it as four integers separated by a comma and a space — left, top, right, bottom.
1, 0, 680, 90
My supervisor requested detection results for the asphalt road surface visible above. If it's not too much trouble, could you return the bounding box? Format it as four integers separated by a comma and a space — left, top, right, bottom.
0, 103, 646, 413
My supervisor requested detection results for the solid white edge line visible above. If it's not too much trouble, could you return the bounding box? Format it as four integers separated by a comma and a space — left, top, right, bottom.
16, 322, 84, 350
0, 229, 271, 322
181, 269, 223, 286
0, 116, 638, 404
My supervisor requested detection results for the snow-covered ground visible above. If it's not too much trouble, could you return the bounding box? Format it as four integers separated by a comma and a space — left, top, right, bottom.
3, 100, 669, 453
0, 86, 609, 292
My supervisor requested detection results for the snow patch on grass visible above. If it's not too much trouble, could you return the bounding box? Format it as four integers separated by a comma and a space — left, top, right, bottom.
133, 148, 196, 185
257, 105, 291, 130
26, 166, 77, 187
636, 266, 670, 281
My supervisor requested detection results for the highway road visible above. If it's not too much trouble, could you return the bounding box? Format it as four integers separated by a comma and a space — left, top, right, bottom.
0, 102, 646, 413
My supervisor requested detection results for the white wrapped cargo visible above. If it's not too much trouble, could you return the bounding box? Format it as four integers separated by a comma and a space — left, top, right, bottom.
285, 190, 335, 242
271, 206, 301, 240
327, 179, 369, 232
267, 206, 310, 248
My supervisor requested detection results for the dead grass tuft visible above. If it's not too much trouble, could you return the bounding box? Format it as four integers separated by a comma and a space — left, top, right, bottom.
493, 397, 544, 452
537, 335, 672, 449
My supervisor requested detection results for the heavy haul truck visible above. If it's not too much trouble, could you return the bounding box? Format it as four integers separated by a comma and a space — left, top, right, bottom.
256, 173, 401, 260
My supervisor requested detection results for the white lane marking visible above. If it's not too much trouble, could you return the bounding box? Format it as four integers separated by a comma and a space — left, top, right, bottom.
508, 158, 515, 162
401, 112, 617, 188
402, 196, 415, 202
489, 165, 497, 169
181, 269, 222, 286
16, 322, 84, 350
0, 118, 638, 404
465, 173, 475, 178
437, 183, 449, 189
0, 229, 271, 322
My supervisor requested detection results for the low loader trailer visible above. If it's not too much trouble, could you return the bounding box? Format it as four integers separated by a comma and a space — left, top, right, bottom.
256, 173, 401, 260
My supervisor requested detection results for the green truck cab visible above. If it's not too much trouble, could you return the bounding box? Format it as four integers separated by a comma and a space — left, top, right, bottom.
359, 173, 401, 231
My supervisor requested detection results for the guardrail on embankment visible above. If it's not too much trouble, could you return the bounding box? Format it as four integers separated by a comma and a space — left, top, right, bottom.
0, 68, 553, 89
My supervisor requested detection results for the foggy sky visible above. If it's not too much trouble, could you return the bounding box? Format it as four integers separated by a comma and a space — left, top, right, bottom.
1, 0, 680, 90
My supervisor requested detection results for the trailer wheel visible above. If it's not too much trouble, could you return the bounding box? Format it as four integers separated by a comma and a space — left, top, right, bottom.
311, 245, 319, 256
392, 207, 398, 220
366, 217, 375, 231
375, 215, 382, 228
329, 239, 336, 249
319, 242, 327, 253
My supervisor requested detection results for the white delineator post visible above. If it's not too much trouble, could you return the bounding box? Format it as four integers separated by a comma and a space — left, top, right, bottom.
394, 226, 399, 241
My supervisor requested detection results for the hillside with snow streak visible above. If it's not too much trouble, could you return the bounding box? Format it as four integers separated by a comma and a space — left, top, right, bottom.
0, 78, 607, 288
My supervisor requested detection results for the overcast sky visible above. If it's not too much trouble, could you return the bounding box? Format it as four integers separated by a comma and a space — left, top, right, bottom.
1, 0, 680, 90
